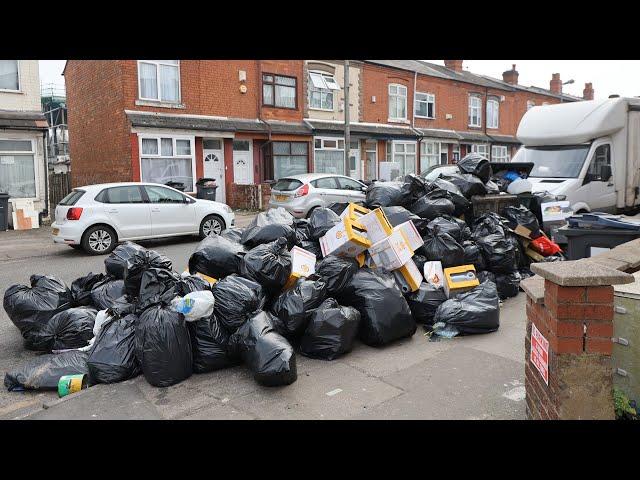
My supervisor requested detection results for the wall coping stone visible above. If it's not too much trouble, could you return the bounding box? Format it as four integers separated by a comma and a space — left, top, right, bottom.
521, 275, 545, 304
530, 259, 634, 286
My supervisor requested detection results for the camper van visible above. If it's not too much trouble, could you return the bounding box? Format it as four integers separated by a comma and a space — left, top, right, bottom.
514, 97, 640, 214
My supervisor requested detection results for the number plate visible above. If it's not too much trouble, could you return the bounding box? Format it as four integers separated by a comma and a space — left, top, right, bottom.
275, 194, 289, 202
52, 228, 60, 235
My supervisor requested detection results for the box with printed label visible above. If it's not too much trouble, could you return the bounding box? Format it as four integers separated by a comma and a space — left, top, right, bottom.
340, 203, 370, 222
393, 259, 423, 293
392, 221, 424, 252
368, 229, 413, 271
284, 246, 317, 289
359, 208, 393, 244
319, 217, 372, 258
443, 264, 479, 298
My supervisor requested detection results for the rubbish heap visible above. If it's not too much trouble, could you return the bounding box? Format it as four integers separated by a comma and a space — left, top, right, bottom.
3, 153, 565, 393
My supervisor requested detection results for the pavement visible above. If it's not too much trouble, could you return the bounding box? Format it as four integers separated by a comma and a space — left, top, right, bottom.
0, 211, 528, 420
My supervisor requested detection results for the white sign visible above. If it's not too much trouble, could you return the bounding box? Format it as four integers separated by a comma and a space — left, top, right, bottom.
541, 201, 573, 222
530, 323, 549, 386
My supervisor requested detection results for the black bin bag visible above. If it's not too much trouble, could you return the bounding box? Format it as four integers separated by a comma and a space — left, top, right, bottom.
401, 173, 429, 204
229, 311, 297, 387
382, 206, 429, 235
212, 274, 266, 333
122, 249, 173, 299
430, 178, 471, 217
240, 237, 292, 292
495, 271, 522, 300
308, 207, 341, 240
477, 270, 496, 284
135, 304, 192, 387
87, 313, 140, 384
419, 230, 465, 268
433, 281, 500, 335
70, 272, 107, 306
5, 351, 88, 392
405, 283, 448, 326
270, 278, 327, 338
3, 274, 73, 345
300, 298, 361, 360
241, 223, 297, 249
503, 205, 540, 234
409, 188, 455, 220
426, 216, 470, 243
440, 173, 487, 199
477, 233, 518, 274
472, 212, 508, 238
315, 255, 360, 295
30, 307, 97, 352
365, 181, 412, 208
137, 268, 180, 311
188, 235, 245, 280
221, 227, 246, 244
299, 240, 323, 259
463, 240, 486, 272
457, 153, 493, 183
174, 275, 211, 296
90, 278, 126, 311
188, 315, 239, 373
104, 242, 147, 279
337, 268, 416, 347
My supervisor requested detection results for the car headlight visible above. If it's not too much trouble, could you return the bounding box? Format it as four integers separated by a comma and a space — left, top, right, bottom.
224, 205, 233, 213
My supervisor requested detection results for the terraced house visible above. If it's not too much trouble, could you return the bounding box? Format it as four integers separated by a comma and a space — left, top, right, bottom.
64, 60, 593, 209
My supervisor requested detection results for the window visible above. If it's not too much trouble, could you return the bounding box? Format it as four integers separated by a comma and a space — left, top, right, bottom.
314, 137, 348, 175
312, 177, 339, 189
414, 92, 435, 119
0, 61, 19, 91
587, 144, 612, 181
471, 144, 489, 157
272, 178, 303, 191
59, 190, 85, 206
337, 177, 363, 191
389, 84, 407, 121
138, 60, 180, 102
420, 140, 440, 169
144, 185, 186, 203
139, 136, 195, 191
491, 145, 510, 163
392, 141, 417, 177
308, 71, 339, 110
468, 94, 482, 127
101, 186, 145, 204
527, 100, 535, 110
0, 138, 35, 198
263, 73, 297, 109
272, 141, 308, 180
486, 97, 499, 129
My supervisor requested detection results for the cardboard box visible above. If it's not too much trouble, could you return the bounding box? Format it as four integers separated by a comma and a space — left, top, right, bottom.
319, 217, 371, 258
443, 264, 479, 298
183, 270, 217, 286
284, 246, 317, 289
424, 261, 444, 289
525, 247, 545, 262
368, 229, 413, 271
340, 203, 370, 221
358, 208, 393, 244
393, 221, 424, 252
393, 259, 423, 293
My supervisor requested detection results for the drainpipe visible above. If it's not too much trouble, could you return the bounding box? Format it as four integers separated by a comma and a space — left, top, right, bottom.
41, 129, 49, 220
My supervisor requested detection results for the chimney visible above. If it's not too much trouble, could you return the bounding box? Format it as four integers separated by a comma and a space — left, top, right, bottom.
583, 82, 594, 100
550, 73, 562, 95
444, 60, 463, 73
502, 64, 519, 85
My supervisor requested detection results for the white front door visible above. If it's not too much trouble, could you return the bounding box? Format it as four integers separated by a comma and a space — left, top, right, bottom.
349, 147, 360, 179
203, 139, 225, 203
233, 140, 253, 185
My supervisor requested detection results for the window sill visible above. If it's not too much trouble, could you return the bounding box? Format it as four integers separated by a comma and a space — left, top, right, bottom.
486, 126, 499, 130
309, 107, 335, 112
0, 89, 23, 94
263, 105, 298, 111
415, 115, 435, 120
388, 118, 410, 124
135, 99, 185, 109
467, 125, 482, 129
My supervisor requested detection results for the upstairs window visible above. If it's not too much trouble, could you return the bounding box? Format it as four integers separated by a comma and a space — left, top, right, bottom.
263, 73, 297, 109
486, 97, 499, 129
414, 92, 435, 119
138, 60, 180, 102
388, 84, 407, 121
468, 94, 482, 127
308, 71, 340, 110
0, 60, 19, 91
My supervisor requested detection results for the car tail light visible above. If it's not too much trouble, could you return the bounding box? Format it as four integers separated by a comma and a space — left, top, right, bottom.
66, 207, 83, 220
294, 184, 309, 198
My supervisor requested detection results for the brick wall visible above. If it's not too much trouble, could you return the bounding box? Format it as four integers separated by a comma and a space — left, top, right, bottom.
361, 63, 414, 125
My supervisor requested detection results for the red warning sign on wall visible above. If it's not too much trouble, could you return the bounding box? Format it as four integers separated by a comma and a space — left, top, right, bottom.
531, 323, 549, 386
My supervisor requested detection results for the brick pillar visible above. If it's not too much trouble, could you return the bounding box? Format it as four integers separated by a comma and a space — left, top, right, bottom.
524, 261, 634, 420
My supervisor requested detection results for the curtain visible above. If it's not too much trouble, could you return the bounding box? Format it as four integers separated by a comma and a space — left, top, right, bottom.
141, 157, 193, 190
0, 155, 36, 198
274, 155, 308, 179
160, 64, 179, 102
275, 85, 296, 108
139, 62, 158, 99
315, 150, 345, 175
0, 61, 19, 90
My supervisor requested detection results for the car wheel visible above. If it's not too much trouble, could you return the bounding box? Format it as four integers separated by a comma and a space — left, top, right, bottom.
200, 214, 225, 239
82, 225, 117, 255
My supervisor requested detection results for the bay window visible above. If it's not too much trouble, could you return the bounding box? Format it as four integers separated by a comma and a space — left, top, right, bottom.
491, 145, 510, 162
0, 61, 19, 91
138, 60, 180, 102
471, 143, 489, 158
414, 92, 435, 119
420, 140, 440, 169
487, 97, 499, 129
140, 136, 195, 191
263, 73, 297, 109
314, 138, 358, 175
308, 71, 340, 110
388, 84, 407, 121
468, 94, 482, 127
272, 141, 308, 180
0, 139, 36, 198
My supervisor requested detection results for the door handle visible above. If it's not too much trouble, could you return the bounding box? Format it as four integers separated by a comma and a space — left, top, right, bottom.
107, 209, 118, 213
151, 207, 160, 212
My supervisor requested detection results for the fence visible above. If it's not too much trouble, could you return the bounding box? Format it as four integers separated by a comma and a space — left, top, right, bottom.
49, 172, 71, 219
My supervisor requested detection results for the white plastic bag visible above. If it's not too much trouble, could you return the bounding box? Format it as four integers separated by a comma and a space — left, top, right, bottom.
424, 261, 444, 289
171, 290, 215, 322
93, 309, 113, 337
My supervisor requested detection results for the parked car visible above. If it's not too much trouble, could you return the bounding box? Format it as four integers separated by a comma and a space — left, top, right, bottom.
51, 182, 235, 255
268, 173, 367, 218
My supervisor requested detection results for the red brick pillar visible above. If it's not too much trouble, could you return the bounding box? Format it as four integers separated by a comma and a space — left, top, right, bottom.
524, 261, 634, 420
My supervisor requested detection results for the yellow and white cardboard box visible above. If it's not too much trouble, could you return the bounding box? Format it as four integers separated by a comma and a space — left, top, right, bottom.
358, 208, 393, 243
340, 203, 370, 222
284, 246, 316, 289
319, 217, 371, 258
393, 258, 423, 293
368, 229, 414, 271
392, 221, 423, 252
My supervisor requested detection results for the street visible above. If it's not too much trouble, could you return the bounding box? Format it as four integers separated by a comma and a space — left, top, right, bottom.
0, 215, 528, 420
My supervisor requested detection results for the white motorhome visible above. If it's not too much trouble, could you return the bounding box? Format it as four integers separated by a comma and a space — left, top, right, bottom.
514, 97, 640, 214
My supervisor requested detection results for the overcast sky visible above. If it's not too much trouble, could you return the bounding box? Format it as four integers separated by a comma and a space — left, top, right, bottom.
39, 60, 640, 100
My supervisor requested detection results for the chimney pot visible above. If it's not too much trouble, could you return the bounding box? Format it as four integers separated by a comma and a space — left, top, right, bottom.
444, 60, 464, 73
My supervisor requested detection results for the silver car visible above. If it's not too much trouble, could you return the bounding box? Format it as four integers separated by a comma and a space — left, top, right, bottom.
269, 173, 367, 218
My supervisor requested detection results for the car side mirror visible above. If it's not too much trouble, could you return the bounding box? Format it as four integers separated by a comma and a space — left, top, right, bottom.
600, 165, 612, 182
360, 186, 367, 192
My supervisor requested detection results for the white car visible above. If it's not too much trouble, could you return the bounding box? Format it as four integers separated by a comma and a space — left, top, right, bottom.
51, 182, 235, 255
268, 173, 367, 218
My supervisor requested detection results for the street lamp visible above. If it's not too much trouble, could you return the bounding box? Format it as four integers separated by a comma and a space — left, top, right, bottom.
560, 79, 574, 103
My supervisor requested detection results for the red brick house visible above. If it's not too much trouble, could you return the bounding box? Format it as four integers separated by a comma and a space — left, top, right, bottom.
64, 59, 592, 208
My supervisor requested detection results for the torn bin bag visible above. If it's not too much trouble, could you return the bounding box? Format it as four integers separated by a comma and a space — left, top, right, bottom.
188, 234, 246, 280
300, 298, 361, 360
87, 313, 140, 384
4, 350, 89, 392
241, 223, 297, 249
337, 268, 416, 347
90, 278, 127, 311
315, 255, 360, 295
229, 310, 297, 387
433, 281, 500, 335
409, 188, 455, 220
308, 207, 341, 240
3, 274, 73, 345
135, 304, 193, 387
419, 230, 465, 268
405, 283, 448, 326
70, 272, 107, 306
240, 237, 292, 292
212, 274, 266, 333
188, 315, 239, 373
30, 307, 97, 352
270, 277, 327, 338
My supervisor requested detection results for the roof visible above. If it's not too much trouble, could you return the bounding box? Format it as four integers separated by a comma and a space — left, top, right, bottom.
0, 110, 48, 130
516, 97, 640, 145
306, 119, 418, 139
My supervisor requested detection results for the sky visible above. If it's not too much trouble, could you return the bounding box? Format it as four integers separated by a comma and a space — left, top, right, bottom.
39, 60, 640, 100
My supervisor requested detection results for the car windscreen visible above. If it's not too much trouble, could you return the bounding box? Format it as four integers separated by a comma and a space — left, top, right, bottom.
58, 190, 85, 206
512, 145, 590, 178
272, 179, 303, 191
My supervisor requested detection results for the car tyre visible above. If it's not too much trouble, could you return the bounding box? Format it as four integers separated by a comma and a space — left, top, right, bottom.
81, 225, 117, 255
199, 214, 226, 239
